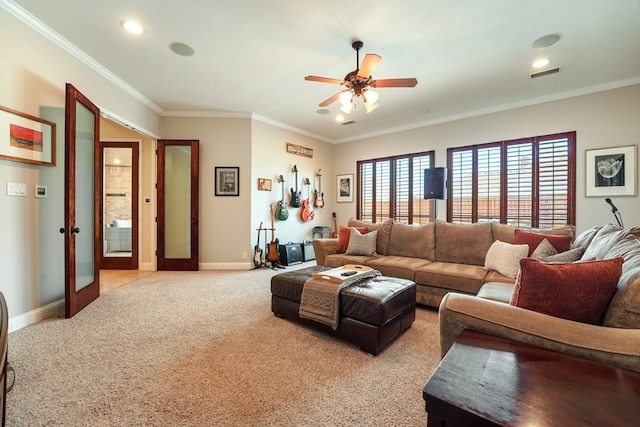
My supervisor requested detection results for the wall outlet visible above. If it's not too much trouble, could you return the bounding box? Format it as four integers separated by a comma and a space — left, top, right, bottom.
242, 251, 247, 259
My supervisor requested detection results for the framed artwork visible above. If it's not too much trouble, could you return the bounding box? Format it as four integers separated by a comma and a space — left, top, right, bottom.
0, 105, 56, 166
337, 173, 354, 203
215, 166, 239, 196
586, 145, 637, 197
257, 178, 272, 191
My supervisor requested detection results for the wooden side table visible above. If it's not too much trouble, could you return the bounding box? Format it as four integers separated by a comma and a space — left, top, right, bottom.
423, 330, 640, 426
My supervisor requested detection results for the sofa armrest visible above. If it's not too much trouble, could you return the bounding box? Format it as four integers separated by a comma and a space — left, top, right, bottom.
439, 293, 640, 373
312, 238, 339, 266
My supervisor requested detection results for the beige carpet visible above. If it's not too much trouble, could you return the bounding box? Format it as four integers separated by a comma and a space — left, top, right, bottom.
7, 264, 441, 426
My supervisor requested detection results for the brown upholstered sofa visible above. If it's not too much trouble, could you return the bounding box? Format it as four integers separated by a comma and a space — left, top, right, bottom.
439, 223, 640, 373
312, 219, 574, 308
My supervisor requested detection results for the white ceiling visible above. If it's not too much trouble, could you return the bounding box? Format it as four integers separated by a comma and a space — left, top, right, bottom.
9, 0, 640, 143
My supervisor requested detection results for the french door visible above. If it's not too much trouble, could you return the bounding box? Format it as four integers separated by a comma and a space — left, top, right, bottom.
63, 84, 101, 318
156, 140, 199, 270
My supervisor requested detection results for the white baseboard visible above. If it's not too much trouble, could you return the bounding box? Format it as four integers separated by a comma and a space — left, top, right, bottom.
9, 299, 64, 333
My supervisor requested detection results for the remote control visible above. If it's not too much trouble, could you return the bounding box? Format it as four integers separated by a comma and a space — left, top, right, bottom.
341, 270, 357, 277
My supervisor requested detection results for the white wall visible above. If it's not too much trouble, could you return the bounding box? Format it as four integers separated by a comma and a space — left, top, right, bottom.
334, 84, 640, 234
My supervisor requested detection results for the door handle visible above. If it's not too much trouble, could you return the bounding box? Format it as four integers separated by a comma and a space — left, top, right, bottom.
192, 219, 198, 225
70, 227, 80, 234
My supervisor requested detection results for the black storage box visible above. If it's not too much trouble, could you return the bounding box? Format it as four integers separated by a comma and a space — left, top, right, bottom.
278, 243, 303, 266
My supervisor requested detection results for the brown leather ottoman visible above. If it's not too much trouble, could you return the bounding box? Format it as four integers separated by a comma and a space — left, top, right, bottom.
271, 266, 416, 355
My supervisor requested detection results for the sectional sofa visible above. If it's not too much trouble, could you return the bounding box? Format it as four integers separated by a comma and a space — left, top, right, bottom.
312, 218, 574, 308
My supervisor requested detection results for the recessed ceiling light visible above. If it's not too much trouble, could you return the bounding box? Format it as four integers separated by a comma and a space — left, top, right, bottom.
335, 115, 345, 122
532, 58, 550, 69
316, 108, 330, 115
121, 20, 143, 34
532, 33, 562, 49
169, 42, 195, 57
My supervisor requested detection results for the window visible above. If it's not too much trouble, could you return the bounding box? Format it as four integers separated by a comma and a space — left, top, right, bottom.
357, 151, 435, 224
447, 132, 576, 228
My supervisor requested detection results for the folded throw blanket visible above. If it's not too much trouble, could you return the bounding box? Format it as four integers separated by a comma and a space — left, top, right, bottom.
299, 270, 378, 330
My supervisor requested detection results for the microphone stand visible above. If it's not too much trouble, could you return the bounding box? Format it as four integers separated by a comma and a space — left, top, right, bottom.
611, 209, 624, 228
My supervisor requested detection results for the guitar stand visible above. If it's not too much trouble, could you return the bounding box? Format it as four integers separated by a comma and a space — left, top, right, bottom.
254, 228, 286, 270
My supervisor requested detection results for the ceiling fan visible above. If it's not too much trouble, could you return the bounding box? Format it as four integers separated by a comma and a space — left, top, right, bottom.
305, 40, 418, 114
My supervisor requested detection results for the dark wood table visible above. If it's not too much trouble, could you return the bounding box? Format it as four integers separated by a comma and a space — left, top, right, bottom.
423, 330, 640, 426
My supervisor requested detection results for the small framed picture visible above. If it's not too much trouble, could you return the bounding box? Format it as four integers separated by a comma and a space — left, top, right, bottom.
35, 184, 47, 198
586, 145, 637, 197
337, 173, 354, 203
257, 178, 272, 191
215, 166, 239, 196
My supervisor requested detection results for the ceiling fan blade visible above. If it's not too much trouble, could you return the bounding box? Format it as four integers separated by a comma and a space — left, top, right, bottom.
357, 54, 382, 79
371, 78, 418, 88
318, 91, 343, 107
305, 75, 345, 85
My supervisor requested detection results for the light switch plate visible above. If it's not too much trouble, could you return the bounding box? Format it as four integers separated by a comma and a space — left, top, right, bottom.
7, 182, 27, 197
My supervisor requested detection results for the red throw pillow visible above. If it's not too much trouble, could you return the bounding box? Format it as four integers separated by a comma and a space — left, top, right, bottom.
514, 230, 572, 256
336, 226, 368, 253
510, 257, 623, 324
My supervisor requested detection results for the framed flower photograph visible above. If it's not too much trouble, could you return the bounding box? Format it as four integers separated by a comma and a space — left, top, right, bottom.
586, 145, 636, 197
215, 166, 239, 196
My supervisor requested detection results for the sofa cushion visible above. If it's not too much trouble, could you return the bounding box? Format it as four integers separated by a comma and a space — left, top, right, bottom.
484, 240, 529, 279
345, 228, 378, 256
336, 226, 368, 253
386, 222, 435, 260
484, 270, 516, 284
476, 282, 515, 303
510, 258, 623, 325
514, 230, 572, 257
491, 222, 575, 245
582, 223, 640, 260
572, 225, 603, 250
435, 220, 493, 266
415, 262, 488, 294
603, 235, 640, 329
365, 256, 430, 281
324, 254, 376, 268
542, 246, 586, 263
348, 218, 393, 256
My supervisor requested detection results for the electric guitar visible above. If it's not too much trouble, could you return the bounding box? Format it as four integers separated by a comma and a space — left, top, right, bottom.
266, 205, 279, 264
253, 221, 263, 268
276, 175, 289, 221
290, 165, 302, 208
301, 178, 315, 222
314, 169, 325, 208
332, 212, 338, 237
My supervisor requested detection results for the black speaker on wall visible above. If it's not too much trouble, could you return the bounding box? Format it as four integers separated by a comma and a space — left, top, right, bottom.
424, 167, 447, 200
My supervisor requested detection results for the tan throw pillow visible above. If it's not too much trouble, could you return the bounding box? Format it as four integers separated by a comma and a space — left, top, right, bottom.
543, 246, 586, 263
345, 228, 378, 256
531, 239, 558, 260
484, 240, 529, 279
347, 218, 393, 255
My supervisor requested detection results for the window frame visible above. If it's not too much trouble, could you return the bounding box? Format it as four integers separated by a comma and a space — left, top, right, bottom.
357, 150, 435, 224
446, 132, 576, 227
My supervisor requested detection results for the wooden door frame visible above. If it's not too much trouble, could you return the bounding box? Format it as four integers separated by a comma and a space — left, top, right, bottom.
156, 140, 199, 271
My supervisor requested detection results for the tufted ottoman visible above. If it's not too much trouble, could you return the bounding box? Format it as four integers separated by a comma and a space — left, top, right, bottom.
271, 266, 416, 355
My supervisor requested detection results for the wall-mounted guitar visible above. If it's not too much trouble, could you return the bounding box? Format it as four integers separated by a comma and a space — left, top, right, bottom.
290, 165, 302, 208
314, 169, 325, 208
301, 178, 315, 222
276, 175, 289, 221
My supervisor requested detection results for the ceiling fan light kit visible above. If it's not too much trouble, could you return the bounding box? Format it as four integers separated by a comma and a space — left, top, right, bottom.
305, 40, 417, 115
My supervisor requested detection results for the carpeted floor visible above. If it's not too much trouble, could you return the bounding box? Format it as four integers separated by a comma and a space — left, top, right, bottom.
6, 264, 441, 426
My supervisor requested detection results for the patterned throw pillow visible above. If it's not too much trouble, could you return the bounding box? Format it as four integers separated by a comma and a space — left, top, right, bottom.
530, 239, 557, 260
345, 228, 378, 256
484, 240, 529, 279
336, 226, 368, 253
510, 257, 623, 324
543, 246, 586, 262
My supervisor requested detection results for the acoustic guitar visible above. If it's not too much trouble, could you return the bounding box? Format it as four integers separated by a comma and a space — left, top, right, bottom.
290, 165, 302, 208
266, 205, 279, 264
253, 221, 263, 268
301, 178, 315, 222
314, 169, 325, 208
276, 175, 289, 221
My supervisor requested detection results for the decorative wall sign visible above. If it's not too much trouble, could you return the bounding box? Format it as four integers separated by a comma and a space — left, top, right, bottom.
286, 142, 313, 158
215, 166, 239, 196
337, 174, 354, 203
586, 145, 636, 197
0, 105, 56, 166
257, 178, 272, 191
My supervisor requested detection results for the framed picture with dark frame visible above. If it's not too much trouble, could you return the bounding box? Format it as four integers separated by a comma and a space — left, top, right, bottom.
336, 173, 354, 203
586, 145, 637, 197
0, 105, 56, 166
215, 166, 239, 196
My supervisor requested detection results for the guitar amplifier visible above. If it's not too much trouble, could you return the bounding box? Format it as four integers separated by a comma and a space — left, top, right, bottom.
278, 243, 303, 266
313, 226, 332, 239
302, 241, 315, 262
